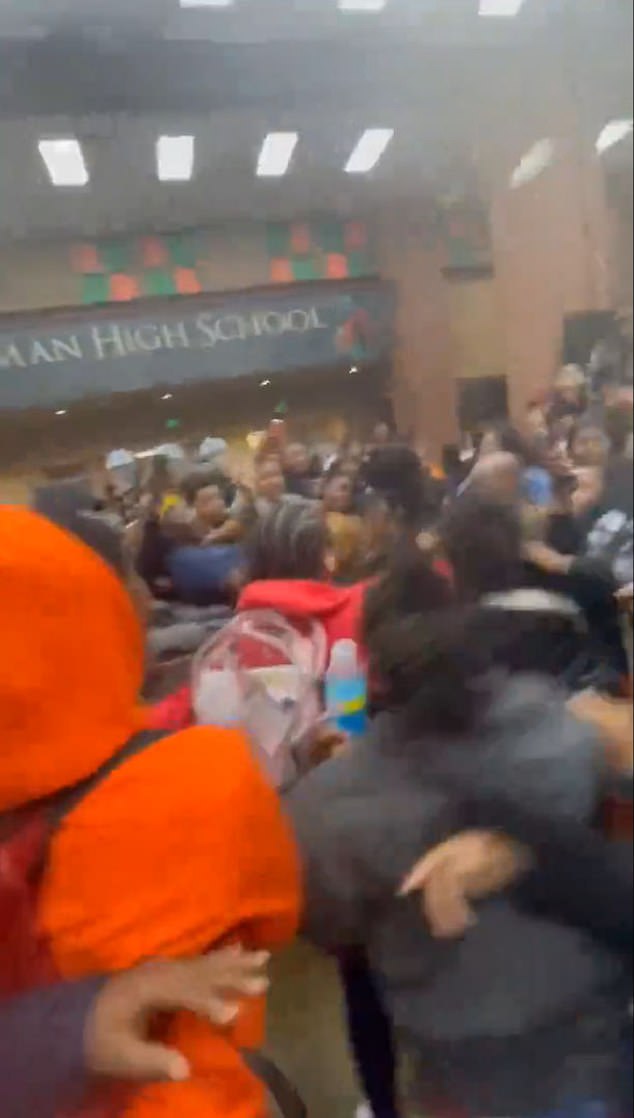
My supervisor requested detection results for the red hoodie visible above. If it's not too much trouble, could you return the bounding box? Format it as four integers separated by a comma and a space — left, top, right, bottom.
237, 579, 370, 657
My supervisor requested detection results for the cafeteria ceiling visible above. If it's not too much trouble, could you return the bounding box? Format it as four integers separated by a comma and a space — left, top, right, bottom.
0, 0, 631, 241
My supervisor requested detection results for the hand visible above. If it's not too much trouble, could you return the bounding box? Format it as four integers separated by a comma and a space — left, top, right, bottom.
616, 583, 633, 612
84, 947, 270, 1083
307, 724, 348, 767
399, 832, 528, 939
568, 691, 633, 774
523, 540, 573, 576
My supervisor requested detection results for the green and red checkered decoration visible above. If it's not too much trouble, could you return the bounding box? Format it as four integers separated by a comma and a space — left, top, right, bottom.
266, 219, 375, 284
71, 234, 203, 305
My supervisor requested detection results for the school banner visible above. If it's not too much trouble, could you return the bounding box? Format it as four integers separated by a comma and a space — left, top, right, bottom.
0, 282, 393, 410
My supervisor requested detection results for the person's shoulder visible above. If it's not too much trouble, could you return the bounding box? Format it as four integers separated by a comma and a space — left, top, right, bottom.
66, 726, 271, 828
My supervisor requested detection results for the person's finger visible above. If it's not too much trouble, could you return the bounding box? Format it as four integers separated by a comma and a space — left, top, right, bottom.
94, 1035, 191, 1083
423, 869, 476, 940
399, 847, 449, 896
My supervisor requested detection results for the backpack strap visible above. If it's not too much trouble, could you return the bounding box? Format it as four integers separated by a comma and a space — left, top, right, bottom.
49, 730, 170, 828
242, 1051, 307, 1118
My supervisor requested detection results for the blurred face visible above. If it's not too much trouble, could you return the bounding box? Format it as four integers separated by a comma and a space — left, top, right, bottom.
524, 405, 547, 439
323, 475, 353, 513
571, 467, 604, 518
373, 422, 391, 447
571, 427, 607, 468
256, 459, 285, 502
338, 458, 359, 482
194, 484, 226, 528
284, 443, 309, 475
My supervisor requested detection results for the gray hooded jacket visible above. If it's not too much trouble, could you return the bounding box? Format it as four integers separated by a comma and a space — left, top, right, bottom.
287, 675, 626, 1113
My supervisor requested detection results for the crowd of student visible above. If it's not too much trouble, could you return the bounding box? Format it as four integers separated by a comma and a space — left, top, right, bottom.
0, 358, 633, 1118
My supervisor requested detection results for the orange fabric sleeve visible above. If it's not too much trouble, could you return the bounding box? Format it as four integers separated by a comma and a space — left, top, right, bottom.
39, 726, 301, 1118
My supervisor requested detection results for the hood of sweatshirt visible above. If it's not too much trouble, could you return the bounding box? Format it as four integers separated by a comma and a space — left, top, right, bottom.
0, 507, 144, 811
237, 578, 369, 653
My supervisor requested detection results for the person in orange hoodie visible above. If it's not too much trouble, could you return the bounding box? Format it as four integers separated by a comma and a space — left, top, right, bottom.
0, 506, 300, 1118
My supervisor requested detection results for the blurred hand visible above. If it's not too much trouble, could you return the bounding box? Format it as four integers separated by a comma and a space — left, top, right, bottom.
306, 724, 348, 768
616, 583, 633, 612
84, 947, 270, 1083
399, 832, 528, 939
523, 540, 573, 576
568, 691, 633, 774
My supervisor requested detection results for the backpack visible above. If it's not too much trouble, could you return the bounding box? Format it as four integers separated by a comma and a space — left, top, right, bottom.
192, 610, 328, 788
0, 730, 166, 1117
0, 729, 308, 1117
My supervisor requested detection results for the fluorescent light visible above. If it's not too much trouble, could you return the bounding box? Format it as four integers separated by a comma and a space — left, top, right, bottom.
156, 135, 195, 182
38, 139, 88, 187
55, 409, 68, 416
345, 128, 394, 174
510, 138, 555, 188
161, 393, 174, 401
256, 133, 298, 178
180, 1, 233, 7
479, 0, 526, 16
339, 0, 387, 10
596, 119, 633, 155
260, 379, 271, 387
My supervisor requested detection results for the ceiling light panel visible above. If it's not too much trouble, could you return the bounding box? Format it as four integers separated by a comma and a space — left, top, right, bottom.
156, 135, 195, 181
479, 0, 526, 16
256, 132, 298, 178
180, 1, 234, 8
596, 120, 633, 155
38, 138, 89, 187
345, 129, 394, 174
338, 0, 387, 10
509, 138, 555, 188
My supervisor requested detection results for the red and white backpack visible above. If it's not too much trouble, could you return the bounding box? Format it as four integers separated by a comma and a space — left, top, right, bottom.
192, 610, 327, 788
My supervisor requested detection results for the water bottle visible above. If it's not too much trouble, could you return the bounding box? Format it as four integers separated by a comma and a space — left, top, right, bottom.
325, 639, 367, 738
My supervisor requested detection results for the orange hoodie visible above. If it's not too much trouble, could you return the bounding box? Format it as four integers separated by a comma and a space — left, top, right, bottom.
0, 508, 301, 1118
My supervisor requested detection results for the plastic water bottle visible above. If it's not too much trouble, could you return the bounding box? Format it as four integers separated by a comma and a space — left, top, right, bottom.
325, 639, 367, 738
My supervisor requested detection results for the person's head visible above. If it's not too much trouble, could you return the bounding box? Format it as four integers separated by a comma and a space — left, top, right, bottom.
468, 451, 522, 504
604, 394, 634, 458
362, 444, 427, 529
363, 546, 493, 735
180, 468, 229, 529
322, 470, 353, 514
478, 422, 534, 466
568, 422, 609, 468
371, 421, 392, 447
524, 400, 548, 440
283, 442, 310, 477
571, 466, 604, 519
552, 364, 587, 410
441, 491, 524, 603
254, 456, 286, 503
336, 456, 360, 483
247, 499, 330, 582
